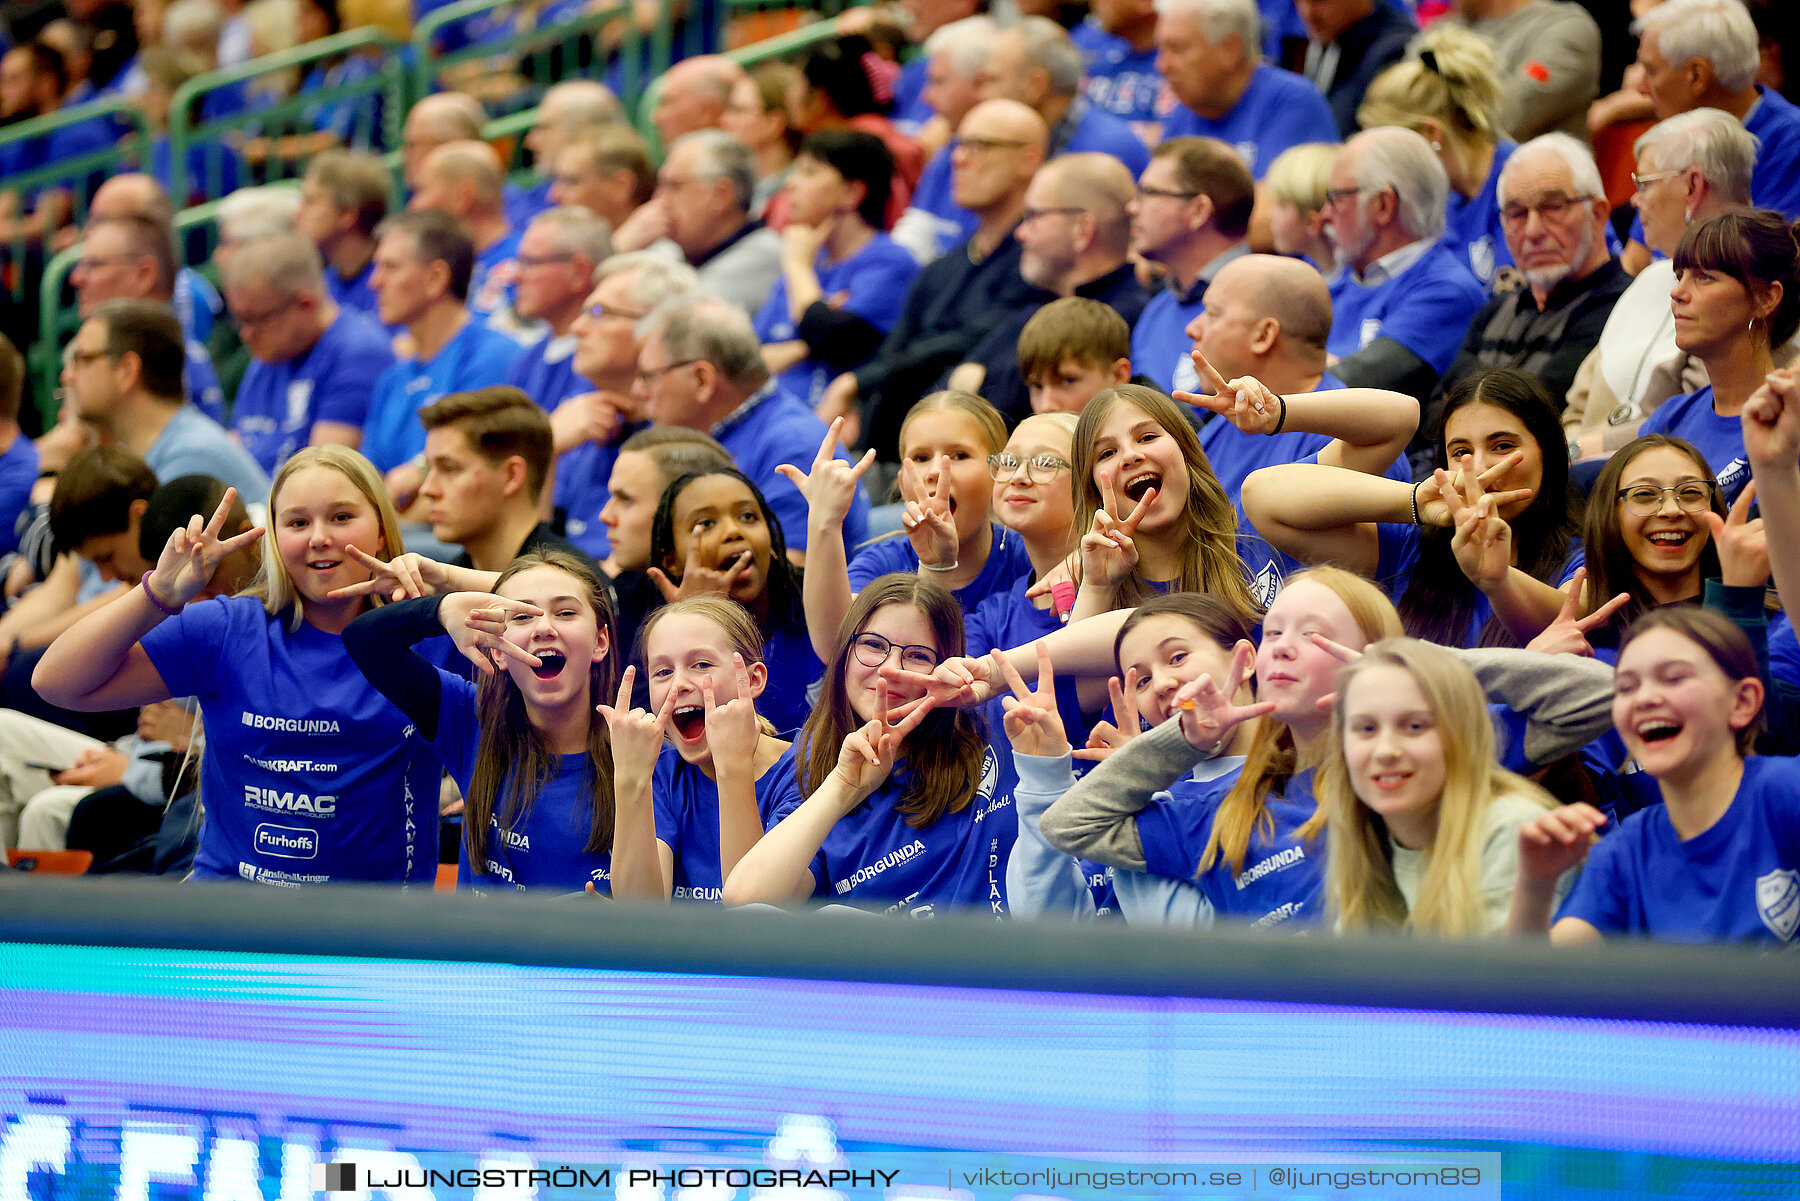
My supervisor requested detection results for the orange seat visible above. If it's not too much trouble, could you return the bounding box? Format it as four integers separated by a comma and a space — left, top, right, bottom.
435, 863, 458, 892
7, 848, 94, 875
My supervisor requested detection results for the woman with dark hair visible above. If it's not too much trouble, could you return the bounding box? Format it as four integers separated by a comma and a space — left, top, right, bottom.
645, 467, 820, 735
786, 34, 925, 218
1243, 368, 1582, 647
1636, 207, 1800, 503
753, 129, 920, 407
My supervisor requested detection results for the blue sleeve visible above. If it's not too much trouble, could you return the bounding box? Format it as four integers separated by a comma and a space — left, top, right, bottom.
138, 597, 233, 700
1133, 790, 1210, 883
0, 438, 39, 557
755, 750, 805, 828
1554, 827, 1633, 934
840, 253, 919, 332
314, 336, 393, 427
429, 671, 481, 792
651, 750, 683, 850
361, 368, 409, 472
1005, 751, 1098, 921
1375, 521, 1421, 599
753, 279, 788, 342
1376, 270, 1486, 374
847, 538, 912, 591
470, 337, 523, 388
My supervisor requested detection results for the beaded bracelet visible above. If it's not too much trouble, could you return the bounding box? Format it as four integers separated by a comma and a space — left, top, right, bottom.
141, 572, 182, 617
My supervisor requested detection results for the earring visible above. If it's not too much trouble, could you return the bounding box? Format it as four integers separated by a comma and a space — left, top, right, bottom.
1430, 139, 1443, 152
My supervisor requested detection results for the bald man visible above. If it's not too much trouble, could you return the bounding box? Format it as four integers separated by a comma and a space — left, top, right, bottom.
1180, 252, 1413, 501
513, 80, 627, 225
401, 92, 486, 188
820, 98, 1051, 460
951, 152, 1151, 420
649, 55, 746, 145
411, 140, 523, 325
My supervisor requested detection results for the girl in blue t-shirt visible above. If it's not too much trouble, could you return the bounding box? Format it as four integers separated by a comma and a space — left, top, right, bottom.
963, 411, 1081, 655
343, 551, 648, 895
623, 596, 803, 901
644, 467, 821, 735
1040, 567, 1405, 929
1242, 369, 1583, 648
1005, 592, 1259, 925
723, 574, 1006, 914
794, 393, 1033, 660
33, 446, 437, 885
1515, 608, 1800, 946
1069, 384, 1262, 626
1313, 638, 1555, 938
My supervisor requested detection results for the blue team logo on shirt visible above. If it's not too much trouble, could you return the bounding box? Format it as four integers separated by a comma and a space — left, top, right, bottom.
1718, 457, 1750, 500
254, 823, 319, 859
1756, 868, 1800, 942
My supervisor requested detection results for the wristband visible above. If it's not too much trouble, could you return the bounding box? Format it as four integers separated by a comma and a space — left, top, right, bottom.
1269, 394, 1287, 436
1410, 481, 1424, 527
920, 560, 959, 572
141, 572, 182, 617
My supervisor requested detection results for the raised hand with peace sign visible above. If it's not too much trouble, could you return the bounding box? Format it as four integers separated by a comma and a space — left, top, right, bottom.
1079, 485, 1156, 592
898, 452, 960, 570
1705, 479, 1769, 589
1073, 668, 1140, 763
143, 488, 266, 612
1166, 639, 1275, 753
998, 642, 1070, 758
1173, 348, 1286, 436
830, 687, 937, 807
1525, 567, 1632, 658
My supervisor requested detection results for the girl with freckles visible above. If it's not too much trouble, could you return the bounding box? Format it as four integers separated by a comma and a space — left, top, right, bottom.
343, 551, 651, 895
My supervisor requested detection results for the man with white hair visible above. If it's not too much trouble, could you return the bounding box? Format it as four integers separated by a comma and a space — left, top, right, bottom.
410, 140, 522, 324
1077, 0, 1164, 141
890, 0, 984, 131
555, 252, 699, 559
1322, 127, 1486, 397
892, 15, 998, 262
1155, 0, 1336, 178
635, 294, 868, 559
613, 130, 782, 317
1428, 134, 1628, 446
504, 207, 613, 412
222, 232, 394, 473
1438, 0, 1599, 141
512, 80, 627, 226
1622, 0, 1800, 269
980, 17, 1150, 177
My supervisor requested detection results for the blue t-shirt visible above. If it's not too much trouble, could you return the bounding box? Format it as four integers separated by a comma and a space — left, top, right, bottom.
1638, 386, 1757, 504
1060, 102, 1151, 177
1443, 140, 1515, 288
760, 618, 825, 737
0, 433, 39, 557
651, 741, 804, 901
1132, 282, 1207, 395
891, 56, 932, 134
1159, 65, 1338, 179
753, 234, 920, 407
150, 133, 243, 205
712, 389, 871, 555
555, 439, 620, 561
1328, 240, 1488, 375
326, 259, 380, 321
506, 178, 555, 230
1744, 87, 1800, 220
140, 596, 438, 885
1081, 33, 1164, 127
427, 672, 615, 893
146, 405, 272, 505
1135, 765, 1324, 928
362, 319, 522, 471
299, 56, 384, 150
1557, 756, 1800, 944
231, 310, 395, 474
906, 147, 979, 260
506, 333, 589, 411
469, 228, 523, 320
847, 524, 1035, 619
788, 742, 1015, 915
1771, 612, 1800, 690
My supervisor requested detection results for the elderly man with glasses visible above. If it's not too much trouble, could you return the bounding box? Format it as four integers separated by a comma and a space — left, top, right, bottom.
1323, 126, 1487, 400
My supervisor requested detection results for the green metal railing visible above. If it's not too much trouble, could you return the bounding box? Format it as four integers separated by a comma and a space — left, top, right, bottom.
168, 29, 407, 205
411, 0, 640, 115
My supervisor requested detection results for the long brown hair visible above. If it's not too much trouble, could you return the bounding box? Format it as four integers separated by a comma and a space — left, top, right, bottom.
1071, 384, 1261, 624
464, 551, 621, 867
799, 574, 986, 829
1581, 434, 1723, 632
1208, 567, 1402, 876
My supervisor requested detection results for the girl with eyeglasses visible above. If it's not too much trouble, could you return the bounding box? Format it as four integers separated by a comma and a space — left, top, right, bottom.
723, 573, 1010, 913
788, 392, 1034, 661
